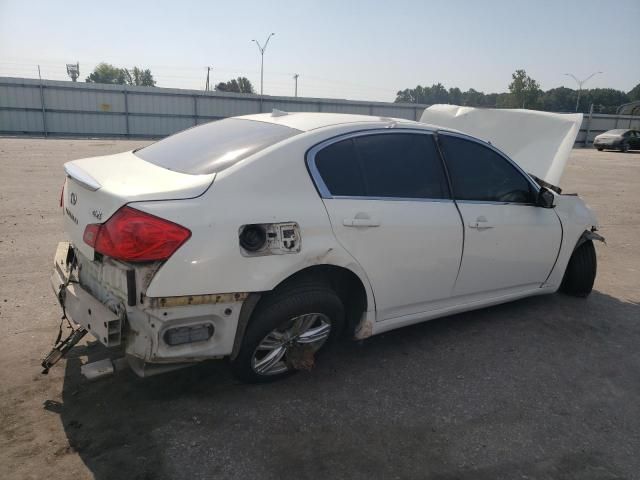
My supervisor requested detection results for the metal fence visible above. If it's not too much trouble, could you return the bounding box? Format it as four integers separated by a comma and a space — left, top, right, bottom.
0, 77, 424, 138
1, 76, 639, 145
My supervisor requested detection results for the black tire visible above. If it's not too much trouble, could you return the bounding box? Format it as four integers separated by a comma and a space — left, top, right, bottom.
230, 282, 344, 383
621, 143, 630, 153
596, 147, 604, 151
560, 239, 597, 297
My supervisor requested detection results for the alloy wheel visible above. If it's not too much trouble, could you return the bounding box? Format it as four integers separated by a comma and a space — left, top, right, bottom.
251, 313, 332, 376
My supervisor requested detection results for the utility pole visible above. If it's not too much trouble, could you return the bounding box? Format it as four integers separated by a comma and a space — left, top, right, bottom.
564, 71, 602, 112
37, 65, 47, 137
252, 33, 275, 96
205, 66, 213, 92
293, 73, 299, 97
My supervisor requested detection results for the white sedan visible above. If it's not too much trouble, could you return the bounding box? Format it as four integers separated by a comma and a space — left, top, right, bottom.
44, 108, 603, 383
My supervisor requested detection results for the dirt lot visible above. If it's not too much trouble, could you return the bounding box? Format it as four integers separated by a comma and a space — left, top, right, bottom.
0, 138, 639, 480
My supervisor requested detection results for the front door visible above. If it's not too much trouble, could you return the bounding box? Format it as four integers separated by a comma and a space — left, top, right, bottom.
438, 133, 562, 298
308, 131, 463, 321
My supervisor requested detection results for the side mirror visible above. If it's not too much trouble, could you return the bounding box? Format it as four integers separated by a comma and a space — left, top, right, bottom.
537, 187, 555, 208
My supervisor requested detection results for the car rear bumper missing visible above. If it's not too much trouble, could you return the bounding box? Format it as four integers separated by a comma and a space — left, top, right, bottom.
45, 241, 249, 378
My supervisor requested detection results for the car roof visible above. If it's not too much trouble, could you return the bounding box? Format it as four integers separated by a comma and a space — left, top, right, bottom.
602, 129, 631, 134
237, 111, 434, 132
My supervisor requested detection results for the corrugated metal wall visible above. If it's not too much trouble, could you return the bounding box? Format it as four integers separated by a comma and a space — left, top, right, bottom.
0, 77, 425, 138
1, 76, 639, 144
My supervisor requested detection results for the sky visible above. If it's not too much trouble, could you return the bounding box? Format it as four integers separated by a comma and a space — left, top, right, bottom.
0, 0, 638, 102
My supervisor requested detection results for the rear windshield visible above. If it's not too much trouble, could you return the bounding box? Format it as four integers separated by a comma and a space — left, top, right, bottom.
604, 129, 628, 135
135, 118, 301, 175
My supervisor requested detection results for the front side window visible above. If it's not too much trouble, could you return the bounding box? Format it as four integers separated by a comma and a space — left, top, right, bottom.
135, 118, 300, 175
313, 132, 449, 199
439, 135, 535, 204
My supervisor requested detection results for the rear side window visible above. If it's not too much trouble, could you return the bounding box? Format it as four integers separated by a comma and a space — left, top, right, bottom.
313, 133, 449, 199
439, 135, 534, 203
135, 118, 300, 175
314, 139, 365, 196
354, 134, 448, 199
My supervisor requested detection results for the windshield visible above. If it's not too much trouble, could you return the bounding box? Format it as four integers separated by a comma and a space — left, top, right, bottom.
135, 118, 301, 175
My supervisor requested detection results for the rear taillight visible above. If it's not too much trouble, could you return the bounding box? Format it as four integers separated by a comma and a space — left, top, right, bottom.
83, 206, 191, 262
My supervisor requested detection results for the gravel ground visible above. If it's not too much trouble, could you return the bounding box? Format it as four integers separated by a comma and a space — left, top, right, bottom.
0, 138, 639, 480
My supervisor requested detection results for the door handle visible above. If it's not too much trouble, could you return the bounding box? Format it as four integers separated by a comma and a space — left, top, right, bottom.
468, 216, 494, 230
343, 215, 380, 227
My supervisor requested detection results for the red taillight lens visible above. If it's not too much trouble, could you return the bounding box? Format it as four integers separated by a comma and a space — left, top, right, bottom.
83, 206, 191, 262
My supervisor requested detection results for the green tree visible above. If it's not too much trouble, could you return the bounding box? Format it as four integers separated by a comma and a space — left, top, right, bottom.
215, 77, 255, 93
395, 88, 417, 103
629, 83, 640, 102
540, 87, 577, 112
86, 63, 156, 86
461, 88, 486, 107
448, 87, 462, 105
85, 63, 127, 84
508, 69, 541, 108
124, 67, 156, 87
581, 88, 629, 113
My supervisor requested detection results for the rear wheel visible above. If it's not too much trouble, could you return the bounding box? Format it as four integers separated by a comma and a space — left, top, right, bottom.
596, 147, 604, 151
230, 283, 344, 383
621, 143, 630, 153
560, 239, 597, 297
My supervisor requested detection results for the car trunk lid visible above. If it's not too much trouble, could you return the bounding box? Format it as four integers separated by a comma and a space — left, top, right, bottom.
62, 150, 214, 259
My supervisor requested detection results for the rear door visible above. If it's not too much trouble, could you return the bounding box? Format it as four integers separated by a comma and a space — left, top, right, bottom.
307, 130, 463, 321
438, 132, 562, 298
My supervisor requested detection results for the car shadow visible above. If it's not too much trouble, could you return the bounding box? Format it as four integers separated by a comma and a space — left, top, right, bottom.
49, 290, 639, 480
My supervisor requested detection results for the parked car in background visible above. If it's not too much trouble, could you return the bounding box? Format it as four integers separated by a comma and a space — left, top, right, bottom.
593, 129, 640, 152
43, 110, 603, 383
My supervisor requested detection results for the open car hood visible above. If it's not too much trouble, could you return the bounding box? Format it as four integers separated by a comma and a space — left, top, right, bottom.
420, 105, 583, 186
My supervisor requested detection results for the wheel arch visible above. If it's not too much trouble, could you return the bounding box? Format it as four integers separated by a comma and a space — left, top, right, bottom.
230, 263, 374, 360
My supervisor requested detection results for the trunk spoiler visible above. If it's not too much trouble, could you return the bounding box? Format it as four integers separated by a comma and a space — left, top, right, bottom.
64, 163, 101, 191
420, 105, 583, 186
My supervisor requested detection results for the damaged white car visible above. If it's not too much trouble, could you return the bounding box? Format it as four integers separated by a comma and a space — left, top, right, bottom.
43, 106, 603, 383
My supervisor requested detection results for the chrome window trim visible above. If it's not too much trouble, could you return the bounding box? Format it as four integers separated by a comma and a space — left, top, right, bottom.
437, 130, 542, 202
455, 199, 538, 207
305, 128, 448, 202
331, 195, 454, 204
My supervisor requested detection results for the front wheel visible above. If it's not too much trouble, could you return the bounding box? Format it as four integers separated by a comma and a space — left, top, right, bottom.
596, 147, 604, 151
560, 240, 597, 297
230, 283, 344, 383
621, 143, 630, 153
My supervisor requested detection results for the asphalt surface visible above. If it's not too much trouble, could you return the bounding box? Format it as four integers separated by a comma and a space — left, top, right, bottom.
1, 138, 639, 480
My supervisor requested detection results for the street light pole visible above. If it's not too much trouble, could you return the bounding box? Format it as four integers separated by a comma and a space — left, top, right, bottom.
293, 73, 299, 97
564, 71, 602, 112
252, 33, 275, 96
205, 66, 213, 91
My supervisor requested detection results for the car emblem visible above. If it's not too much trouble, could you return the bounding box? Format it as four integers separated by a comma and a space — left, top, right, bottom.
70, 192, 77, 205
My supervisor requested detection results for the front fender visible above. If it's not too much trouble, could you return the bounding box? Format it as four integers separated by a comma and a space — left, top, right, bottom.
544, 194, 602, 289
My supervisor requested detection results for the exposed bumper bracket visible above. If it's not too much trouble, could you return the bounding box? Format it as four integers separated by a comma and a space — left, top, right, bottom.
41, 327, 87, 374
